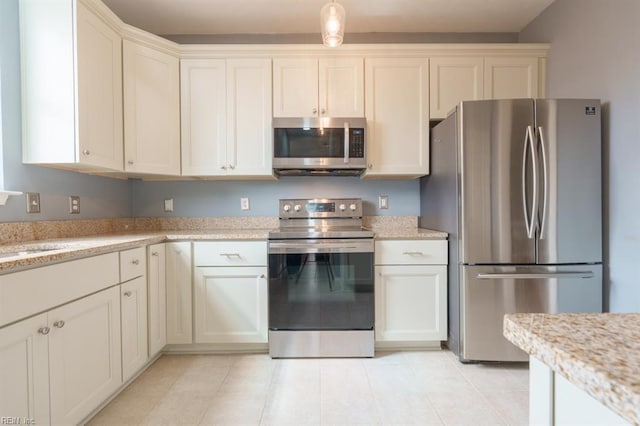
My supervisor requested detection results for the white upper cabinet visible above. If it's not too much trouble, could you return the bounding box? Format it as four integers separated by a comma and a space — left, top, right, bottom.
364, 57, 430, 177
484, 56, 540, 100
181, 58, 273, 177
273, 57, 364, 117
123, 39, 181, 176
429, 57, 484, 119
20, 0, 123, 171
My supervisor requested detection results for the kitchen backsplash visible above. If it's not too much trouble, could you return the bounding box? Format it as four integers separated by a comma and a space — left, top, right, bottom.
0, 216, 419, 245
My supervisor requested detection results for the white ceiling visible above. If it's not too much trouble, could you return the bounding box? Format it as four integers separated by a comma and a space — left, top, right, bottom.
100, 0, 555, 36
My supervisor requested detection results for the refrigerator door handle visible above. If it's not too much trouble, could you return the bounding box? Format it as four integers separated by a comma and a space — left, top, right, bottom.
536, 126, 549, 240
522, 125, 538, 239
477, 271, 595, 280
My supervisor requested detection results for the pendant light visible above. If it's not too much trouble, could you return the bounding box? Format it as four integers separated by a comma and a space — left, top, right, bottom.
320, 0, 346, 47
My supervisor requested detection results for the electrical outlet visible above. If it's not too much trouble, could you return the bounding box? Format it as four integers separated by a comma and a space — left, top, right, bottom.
240, 197, 250, 211
26, 192, 41, 213
164, 199, 174, 212
379, 195, 389, 209
69, 196, 80, 214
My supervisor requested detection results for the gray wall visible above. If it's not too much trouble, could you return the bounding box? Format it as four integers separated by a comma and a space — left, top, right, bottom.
0, 0, 132, 222
520, 0, 640, 313
132, 177, 419, 217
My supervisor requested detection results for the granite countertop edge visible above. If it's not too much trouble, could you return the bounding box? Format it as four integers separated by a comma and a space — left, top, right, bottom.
504, 313, 640, 425
0, 227, 447, 274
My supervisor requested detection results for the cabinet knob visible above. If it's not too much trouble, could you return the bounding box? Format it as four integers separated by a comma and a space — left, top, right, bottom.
229, 164, 235, 170
124, 291, 132, 297
312, 108, 318, 115
131, 259, 140, 265
82, 149, 90, 155
368, 164, 373, 169
53, 320, 65, 328
259, 274, 266, 279
151, 252, 159, 257
221, 165, 227, 170
128, 160, 134, 165
321, 108, 326, 115
38, 326, 51, 335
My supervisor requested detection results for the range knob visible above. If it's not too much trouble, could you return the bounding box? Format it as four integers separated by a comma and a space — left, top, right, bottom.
294, 204, 302, 212
339, 204, 346, 211
283, 204, 291, 212
349, 203, 357, 211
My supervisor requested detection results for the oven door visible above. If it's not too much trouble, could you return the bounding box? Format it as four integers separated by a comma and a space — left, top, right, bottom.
268, 238, 374, 331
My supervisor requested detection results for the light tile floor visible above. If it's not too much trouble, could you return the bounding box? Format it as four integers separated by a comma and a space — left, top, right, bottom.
88, 350, 528, 425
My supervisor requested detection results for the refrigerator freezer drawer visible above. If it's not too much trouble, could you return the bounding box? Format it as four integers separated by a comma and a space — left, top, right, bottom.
460, 264, 602, 362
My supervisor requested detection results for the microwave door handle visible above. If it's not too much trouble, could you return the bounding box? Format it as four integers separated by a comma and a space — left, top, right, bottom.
344, 122, 349, 164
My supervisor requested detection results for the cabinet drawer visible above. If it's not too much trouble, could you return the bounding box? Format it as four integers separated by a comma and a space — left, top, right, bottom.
0, 253, 119, 327
375, 240, 447, 265
194, 241, 267, 266
120, 247, 146, 282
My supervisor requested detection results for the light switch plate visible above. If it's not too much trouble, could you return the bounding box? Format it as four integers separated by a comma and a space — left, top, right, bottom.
379, 195, 389, 209
164, 199, 174, 212
26, 192, 41, 213
69, 195, 80, 214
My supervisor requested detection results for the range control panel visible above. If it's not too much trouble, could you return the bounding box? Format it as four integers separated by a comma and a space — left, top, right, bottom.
278, 198, 363, 219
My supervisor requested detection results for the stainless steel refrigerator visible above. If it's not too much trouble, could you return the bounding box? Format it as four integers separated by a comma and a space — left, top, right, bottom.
420, 99, 603, 362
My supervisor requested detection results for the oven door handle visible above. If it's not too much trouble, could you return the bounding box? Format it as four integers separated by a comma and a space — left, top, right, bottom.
268, 240, 373, 254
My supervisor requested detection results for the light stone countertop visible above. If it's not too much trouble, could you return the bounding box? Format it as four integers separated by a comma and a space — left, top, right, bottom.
0, 227, 446, 274
504, 313, 640, 425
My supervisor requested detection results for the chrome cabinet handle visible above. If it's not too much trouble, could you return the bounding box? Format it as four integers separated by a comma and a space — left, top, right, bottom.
151, 252, 159, 257
127, 160, 134, 165
221, 165, 227, 170
124, 291, 132, 297
259, 274, 266, 279
38, 326, 50, 335
131, 259, 140, 265
403, 251, 424, 256
220, 253, 241, 258
82, 149, 90, 155
53, 320, 65, 328
312, 108, 318, 115
229, 165, 235, 170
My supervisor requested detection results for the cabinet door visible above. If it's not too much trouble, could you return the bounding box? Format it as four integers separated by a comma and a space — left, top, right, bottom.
429, 56, 484, 119
166, 242, 193, 344
484, 57, 539, 99
147, 244, 166, 357
227, 58, 273, 176
273, 58, 318, 117
48, 287, 121, 425
0, 313, 50, 424
76, 1, 123, 170
318, 57, 364, 117
194, 267, 268, 343
375, 265, 447, 342
364, 57, 430, 177
121, 277, 148, 382
180, 59, 227, 176
123, 40, 180, 175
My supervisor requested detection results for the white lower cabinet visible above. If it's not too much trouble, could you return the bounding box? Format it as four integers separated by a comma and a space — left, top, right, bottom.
48, 286, 122, 425
374, 240, 448, 344
147, 244, 167, 357
120, 276, 148, 382
166, 242, 193, 344
192, 241, 268, 345
0, 313, 50, 424
194, 266, 268, 343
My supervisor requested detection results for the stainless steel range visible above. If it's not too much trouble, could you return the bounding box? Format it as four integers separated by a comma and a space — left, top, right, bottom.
268, 198, 374, 358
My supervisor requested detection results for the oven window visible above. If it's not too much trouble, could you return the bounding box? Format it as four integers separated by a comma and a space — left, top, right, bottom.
268, 252, 374, 330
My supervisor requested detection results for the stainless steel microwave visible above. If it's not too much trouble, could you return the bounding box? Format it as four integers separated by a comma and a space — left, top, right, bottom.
272, 117, 366, 176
